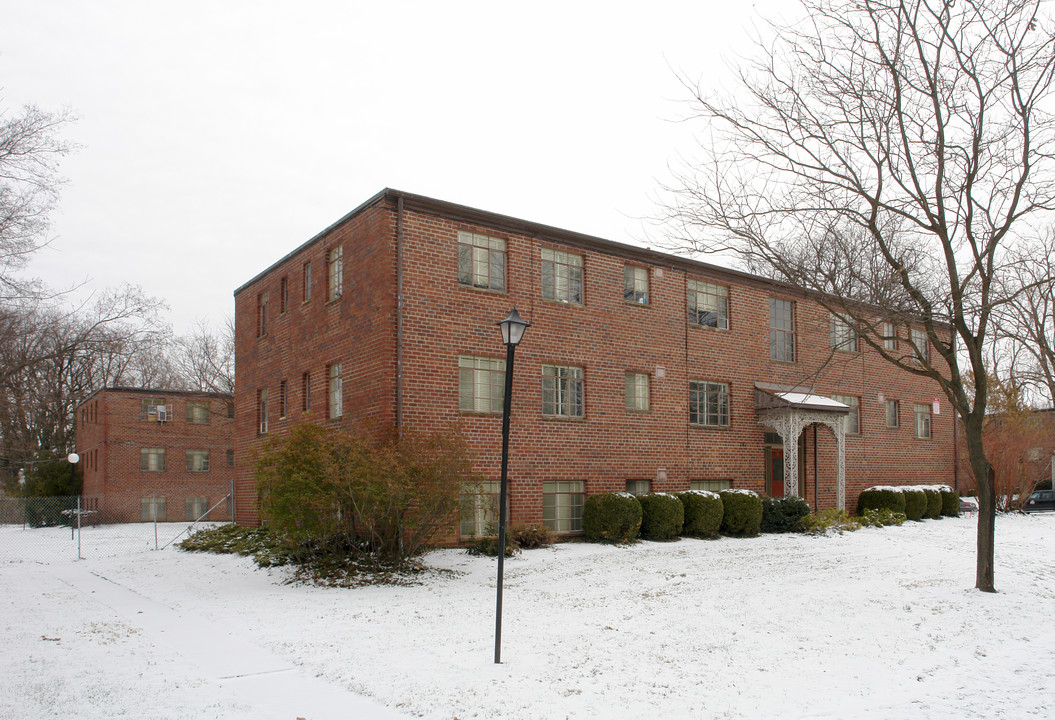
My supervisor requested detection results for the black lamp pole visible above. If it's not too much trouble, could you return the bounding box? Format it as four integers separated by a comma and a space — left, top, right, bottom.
495, 307, 529, 665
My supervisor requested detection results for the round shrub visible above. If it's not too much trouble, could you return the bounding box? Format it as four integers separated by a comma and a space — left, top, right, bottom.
902, 486, 927, 521
761, 496, 811, 533
582, 493, 642, 544
676, 491, 723, 538
920, 486, 942, 519
856, 486, 906, 515
637, 493, 684, 541
719, 489, 763, 537
939, 486, 960, 517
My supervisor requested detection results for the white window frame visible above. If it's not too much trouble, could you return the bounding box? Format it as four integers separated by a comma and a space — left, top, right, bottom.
625, 372, 649, 412
543, 481, 585, 533
328, 363, 343, 419
457, 232, 506, 291
328, 245, 343, 301
141, 496, 166, 522
769, 299, 795, 362
140, 448, 166, 472
690, 479, 732, 492
689, 380, 730, 427
540, 248, 583, 305
459, 481, 500, 538
885, 399, 899, 428
830, 314, 858, 352
914, 403, 932, 439
258, 388, 269, 434
687, 280, 729, 329
911, 328, 930, 364
459, 356, 506, 414
542, 365, 584, 417
625, 479, 651, 495
186, 449, 210, 472
186, 400, 210, 425
832, 394, 860, 435
882, 321, 898, 351
623, 265, 649, 304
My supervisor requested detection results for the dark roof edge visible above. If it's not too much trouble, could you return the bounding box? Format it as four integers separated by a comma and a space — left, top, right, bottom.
79, 386, 234, 406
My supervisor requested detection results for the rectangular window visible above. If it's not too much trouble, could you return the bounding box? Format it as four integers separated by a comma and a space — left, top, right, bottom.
540, 248, 583, 305
279, 379, 288, 419
911, 328, 930, 364
687, 280, 729, 329
832, 394, 860, 435
141, 496, 166, 522
690, 479, 732, 492
914, 403, 932, 439
257, 388, 268, 434
328, 246, 343, 301
459, 480, 500, 538
226, 449, 235, 467
186, 450, 210, 472
830, 314, 858, 352
623, 266, 649, 304
458, 356, 506, 414
689, 381, 730, 427
257, 291, 268, 337
625, 372, 649, 412
302, 371, 311, 412
882, 322, 897, 351
625, 479, 651, 495
457, 231, 506, 291
542, 480, 585, 533
186, 400, 210, 424
769, 299, 795, 362
328, 363, 343, 419
279, 276, 289, 314
885, 399, 900, 428
226, 401, 234, 419
542, 365, 584, 417
139, 399, 168, 422
140, 448, 165, 472
303, 262, 312, 302
185, 496, 208, 521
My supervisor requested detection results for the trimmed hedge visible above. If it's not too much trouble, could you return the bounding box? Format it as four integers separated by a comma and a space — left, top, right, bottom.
921, 487, 942, 519
582, 493, 642, 545
719, 490, 763, 537
637, 493, 684, 541
939, 487, 960, 517
761, 496, 811, 533
676, 491, 723, 538
902, 487, 927, 521
857, 486, 906, 515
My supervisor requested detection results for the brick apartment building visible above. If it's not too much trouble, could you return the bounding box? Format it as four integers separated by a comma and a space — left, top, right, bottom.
232, 189, 957, 535
76, 388, 236, 522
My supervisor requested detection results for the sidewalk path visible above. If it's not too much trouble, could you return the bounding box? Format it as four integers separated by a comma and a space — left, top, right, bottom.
47, 562, 411, 720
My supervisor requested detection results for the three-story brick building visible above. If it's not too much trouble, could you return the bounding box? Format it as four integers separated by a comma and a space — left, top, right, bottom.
233, 189, 957, 535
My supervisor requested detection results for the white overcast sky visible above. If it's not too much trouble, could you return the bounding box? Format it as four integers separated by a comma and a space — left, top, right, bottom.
1, 0, 783, 333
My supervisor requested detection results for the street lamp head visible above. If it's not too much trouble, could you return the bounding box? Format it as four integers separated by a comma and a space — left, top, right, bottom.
497, 307, 531, 347
67, 453, 80, 464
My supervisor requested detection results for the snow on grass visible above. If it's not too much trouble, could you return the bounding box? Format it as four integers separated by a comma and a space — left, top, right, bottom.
1, 514, 1053, 719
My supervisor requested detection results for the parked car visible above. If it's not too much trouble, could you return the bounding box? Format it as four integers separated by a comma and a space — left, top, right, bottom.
959, 498, 978, 514
1024, 490, 1055, 513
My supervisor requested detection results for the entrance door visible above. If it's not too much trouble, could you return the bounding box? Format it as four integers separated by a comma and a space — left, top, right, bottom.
765, 447, 784, 497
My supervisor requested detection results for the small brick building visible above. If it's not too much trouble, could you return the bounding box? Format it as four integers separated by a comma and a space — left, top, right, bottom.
232, 189, 958, 535
76, 388, 236, 523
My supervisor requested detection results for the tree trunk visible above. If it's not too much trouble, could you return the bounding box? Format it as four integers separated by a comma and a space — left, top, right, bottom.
965, 419, 996, 592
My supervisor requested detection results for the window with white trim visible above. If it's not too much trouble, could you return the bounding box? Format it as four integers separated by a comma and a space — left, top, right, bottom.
914, 403, 932, 439
624, 266, 648, 304
328, 363, 343, 419
185, 496, 208, 521
459, 481, 500, 538
689, 381, 730, 427
830, 314, 858, 352
257, 388, 268, 434
882, 322, 897, 351
140, 448, 166, 472
541, 248, 583, 305
457, 232, 506, 291
458, 356, 505, 414
141, 496, 166, 522
690, 479, 732, 492
911, 328, 930, 363
542, 365, 584, 417
186, 400, 210, 425
885, 399, 899, 428
625, 479, 650, 495
688, 280, 729, 329
625, 372, 649, 412
327, 245, 343, 301
543, 481, 585, 532
769, 299, 795, 362
186, 450, 210, 472
140, 399, 168, 422
831, 394, 860, 435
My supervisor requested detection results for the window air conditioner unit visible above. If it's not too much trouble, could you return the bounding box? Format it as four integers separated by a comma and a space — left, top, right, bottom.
156, 405, 170, 422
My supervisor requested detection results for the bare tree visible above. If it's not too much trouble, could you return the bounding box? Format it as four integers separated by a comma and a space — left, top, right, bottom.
663, 0, 1055, 591
172, 317, 235, 394
0, 102, 75, 301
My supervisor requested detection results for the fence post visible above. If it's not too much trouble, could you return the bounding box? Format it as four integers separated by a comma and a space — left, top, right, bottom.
77, 495, 83, 560
153, 492, 158, 551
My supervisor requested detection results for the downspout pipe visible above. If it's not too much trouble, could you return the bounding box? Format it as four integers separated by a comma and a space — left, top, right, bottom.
396, 194, 405, 429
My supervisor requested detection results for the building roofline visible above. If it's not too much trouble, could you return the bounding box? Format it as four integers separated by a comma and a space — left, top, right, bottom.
231, 188, 951, 330
79, 386, 234, 407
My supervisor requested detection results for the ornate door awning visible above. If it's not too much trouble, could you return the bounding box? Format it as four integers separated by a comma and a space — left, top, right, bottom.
754, 382, 850, 510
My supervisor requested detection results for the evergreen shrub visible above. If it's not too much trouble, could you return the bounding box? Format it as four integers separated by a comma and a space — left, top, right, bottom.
760, 496, 811, 533
582, 493, 642, 544
509, 523, 556, 549
859, 508, 907, 527
637, 493, 684, 541
856, 486, 906, 515
799, 508, 861, 535
939, 487, 960, 517
921, 487, 943, 519
676, 490, 723, 538
902, 487, 927, 521
719, 489, 763, 537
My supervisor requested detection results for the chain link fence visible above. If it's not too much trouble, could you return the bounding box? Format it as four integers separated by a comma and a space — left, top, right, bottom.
0, 489, 234, 562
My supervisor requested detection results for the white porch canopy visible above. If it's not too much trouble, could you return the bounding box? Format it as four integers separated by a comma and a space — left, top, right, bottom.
754, 382, 850, 510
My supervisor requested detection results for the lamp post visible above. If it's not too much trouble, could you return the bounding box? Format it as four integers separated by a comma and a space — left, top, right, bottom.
494, 307, 530, 664
67, 453, 79, 541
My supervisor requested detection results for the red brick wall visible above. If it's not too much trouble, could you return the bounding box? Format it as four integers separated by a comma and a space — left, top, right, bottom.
76, 388, 235, 523
234, 192, 957, 532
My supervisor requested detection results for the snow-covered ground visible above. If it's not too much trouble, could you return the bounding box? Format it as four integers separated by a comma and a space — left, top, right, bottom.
1, 513, 1053, 719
